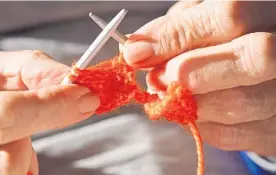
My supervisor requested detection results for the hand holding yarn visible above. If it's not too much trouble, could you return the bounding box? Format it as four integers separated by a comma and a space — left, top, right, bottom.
123, 1, 276, 156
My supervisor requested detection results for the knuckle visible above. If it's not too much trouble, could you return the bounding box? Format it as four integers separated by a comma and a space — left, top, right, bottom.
218, 87, 265, 124
216, 89, 245, 124
224, 1, 243, 17
241, 87, 268, 121
22, 50, 52, 61
235, 33, 275, 80
226, 88, 253, 123
31, 50, 52, 60
214, 1, 248, 36
210, 125, 238, 150
161, 1, 249, 53
253, 33, 275, 68
234, 90, 259, 123
158, 15, 186, 54
249, 32, 274, 57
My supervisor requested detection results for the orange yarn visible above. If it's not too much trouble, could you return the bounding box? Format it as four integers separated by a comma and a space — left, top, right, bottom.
69, 53, 204, 175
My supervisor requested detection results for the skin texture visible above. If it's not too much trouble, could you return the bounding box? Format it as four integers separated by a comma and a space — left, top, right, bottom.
0, 50, 100, 175
121, 1, 276, 156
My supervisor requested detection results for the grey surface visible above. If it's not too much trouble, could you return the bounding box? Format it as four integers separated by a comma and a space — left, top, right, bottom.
33, 113, 250, 175
0, 1, 250, 175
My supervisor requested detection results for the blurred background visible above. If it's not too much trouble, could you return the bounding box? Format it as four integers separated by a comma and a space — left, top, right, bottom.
0, 1, 172, 65
0, 1, 250, 175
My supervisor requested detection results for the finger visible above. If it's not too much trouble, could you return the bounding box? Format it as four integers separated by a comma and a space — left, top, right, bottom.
195, 79, 276, 124
119, 0, 202, 51
28, 146, 39, 175
0, 137, 32, 175
146, 82, 165, 99
119, 34, 131, 52
195, 117, 276, 156
119, 0, 201, 67
145, 67, 166, 98
0, 50, 69, 91
123, 1, 276, 67
167, 0, 202, 14
147, 32, 276, 94
0, 84, 100, 144
119, 35, 153, 72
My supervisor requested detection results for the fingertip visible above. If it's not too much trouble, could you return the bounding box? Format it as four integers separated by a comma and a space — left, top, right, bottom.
146, 67, 167, 92
118, 33, 131, 53
53, 84, 92, 100
123, 41, 154, 65
78, 92, 100, 114
49, 84, 100, 113
118, 43, 124, 53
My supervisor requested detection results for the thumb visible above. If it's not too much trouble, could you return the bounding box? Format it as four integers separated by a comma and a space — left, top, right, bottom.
0, 85, 100, 144
118, 0, 202, 55
122, 1, 258, 68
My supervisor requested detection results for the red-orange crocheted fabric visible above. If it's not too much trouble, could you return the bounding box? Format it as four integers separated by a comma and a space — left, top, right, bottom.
69, 54, 197, 123
69, 53, 204, 175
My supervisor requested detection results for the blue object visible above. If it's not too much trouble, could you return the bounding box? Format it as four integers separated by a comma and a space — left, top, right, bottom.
239, 151, 276, 175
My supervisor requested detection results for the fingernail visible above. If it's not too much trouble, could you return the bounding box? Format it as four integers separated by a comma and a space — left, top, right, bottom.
123, 41, 154, 64
78, 93, 100, 113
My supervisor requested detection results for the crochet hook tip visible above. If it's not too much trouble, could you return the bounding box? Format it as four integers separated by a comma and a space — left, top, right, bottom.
76, 8, 127, 70
89, 10, 128, 45
88, 12, 95, 19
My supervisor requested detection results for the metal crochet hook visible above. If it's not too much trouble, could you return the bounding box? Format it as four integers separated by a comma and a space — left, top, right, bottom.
89, 13, 127, 45
62, 9, 128, 84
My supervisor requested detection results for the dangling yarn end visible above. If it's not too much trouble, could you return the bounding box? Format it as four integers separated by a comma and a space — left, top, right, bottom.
188, 122, 204, 175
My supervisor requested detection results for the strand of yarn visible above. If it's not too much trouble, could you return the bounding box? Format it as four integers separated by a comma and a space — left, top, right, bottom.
188, 122, 204, 175
69, 53, 204, 175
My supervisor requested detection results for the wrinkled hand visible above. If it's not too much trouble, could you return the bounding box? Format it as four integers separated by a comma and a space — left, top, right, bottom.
0, 50, 100, 175
122, 1, 276, 155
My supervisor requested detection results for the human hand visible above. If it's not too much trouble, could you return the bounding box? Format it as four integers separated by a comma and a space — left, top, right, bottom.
0, 50, 100, 175
121, 1, 276, 155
